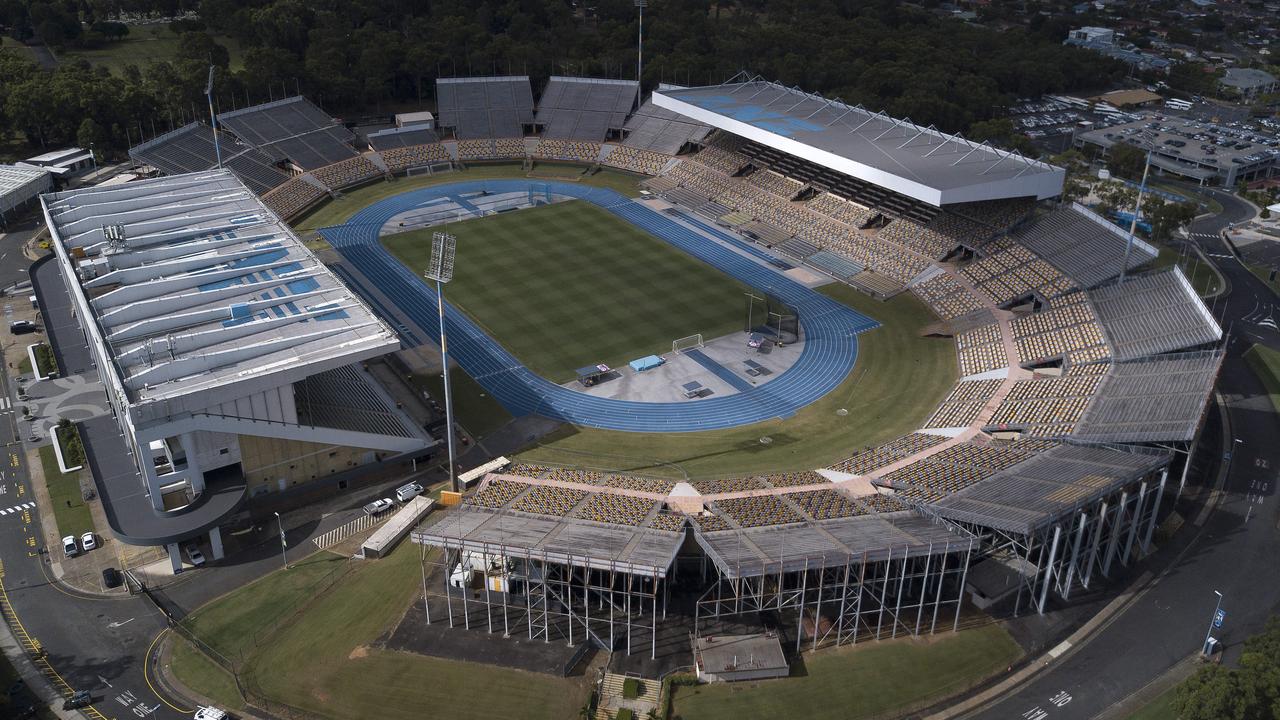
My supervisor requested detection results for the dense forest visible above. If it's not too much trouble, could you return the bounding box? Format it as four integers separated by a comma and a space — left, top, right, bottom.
0, 0, 1129, 158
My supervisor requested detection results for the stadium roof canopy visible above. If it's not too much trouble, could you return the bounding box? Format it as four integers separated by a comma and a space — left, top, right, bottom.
41, 169, 399, 423
653, 76, 1066, 206
929, 443, 1171, 534
413, 503, 685, 578
0, 163, 52, 217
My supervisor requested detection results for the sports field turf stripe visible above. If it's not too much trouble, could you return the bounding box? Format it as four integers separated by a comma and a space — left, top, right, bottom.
319, 180, 879, 432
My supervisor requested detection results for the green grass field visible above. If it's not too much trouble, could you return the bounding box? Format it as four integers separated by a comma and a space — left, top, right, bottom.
55, 27, 246, 75
383, 200, 749, 383
173, 545, 592, 720
517, 284, 956, 478
1125, 684, 1179, 720
1245, 344, 1280, 415
38, 445, 93, 539
1151, 245, 1222, 297
671, 624, 1021, 720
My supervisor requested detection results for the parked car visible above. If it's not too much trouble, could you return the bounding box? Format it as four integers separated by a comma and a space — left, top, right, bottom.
102, 567, 122, 589
184, 544, 206, 567
9, 320, 37, 335
395, 482, 425, 503
363, 498, 394, 515
193, 707, 228, 720
62, 536, 78, 558
80, 532, 96, 551
62, 690, 92, 710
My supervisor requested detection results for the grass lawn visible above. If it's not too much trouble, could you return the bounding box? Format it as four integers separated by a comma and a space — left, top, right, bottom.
409, 369, 511, 439
671, 624, 1021, 720
176, 544, 591, 720
56, 27, 246, 75
1151, 245, 1222, 297
18, 355, 32, 375
1244, 344, 1280, 415
38, 445, 92, 539
180, 552, 347, 663
516, 284, 955, 478
1245, 261, 1280, 295
294, 164, 642, 233
1126, 684, 1179, 720
167, 636, 245, 712
383, 200, 749, 383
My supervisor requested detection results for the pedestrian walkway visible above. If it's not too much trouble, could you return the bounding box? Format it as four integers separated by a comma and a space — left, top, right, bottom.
684, 348, 754, 392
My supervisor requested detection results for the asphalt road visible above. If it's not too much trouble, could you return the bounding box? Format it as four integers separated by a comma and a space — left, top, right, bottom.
965, 188, 1280, 720
0, 361, 187, 720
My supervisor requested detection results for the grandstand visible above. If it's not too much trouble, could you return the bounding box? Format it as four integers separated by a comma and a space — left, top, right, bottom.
39, 169, 433, 567
435, 76, 535, 140
1087, 267, 1223, 360
621, 93, 711, 154
654, 75, 1065, 206
536, 76, 636, 140
129, 122, 289, 195
367, 125, 439, 150
217, 96, 358, 171
1008, 203, 1158, 288
1072, 351, 1223, 443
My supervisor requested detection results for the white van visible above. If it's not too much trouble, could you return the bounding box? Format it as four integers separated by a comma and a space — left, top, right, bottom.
395, 482, 425, 503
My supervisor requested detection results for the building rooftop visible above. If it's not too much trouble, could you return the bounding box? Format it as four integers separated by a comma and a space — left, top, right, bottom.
1221, 67, 1278, 90
41, 170, 399, 419
0, 163, 50, 195
1076, 113, 1279, 177
653, 77, 1064, 206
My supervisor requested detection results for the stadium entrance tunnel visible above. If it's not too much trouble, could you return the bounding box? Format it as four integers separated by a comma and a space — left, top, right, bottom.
318, 180, 879, 433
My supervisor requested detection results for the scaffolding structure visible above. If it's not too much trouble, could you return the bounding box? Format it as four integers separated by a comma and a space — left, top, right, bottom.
693, 540, 975, 653
411, 508, 681, 659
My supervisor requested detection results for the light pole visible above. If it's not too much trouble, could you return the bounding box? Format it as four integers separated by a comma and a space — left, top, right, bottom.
635, 0, 647, 108
274, 511, 288, 571
206, 65, 223, 169
1202, 589, 1224, 656
426, 232, 459, 493
1120, 131, 1154, 283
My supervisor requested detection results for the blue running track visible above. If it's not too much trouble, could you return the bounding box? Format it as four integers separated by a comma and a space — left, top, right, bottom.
318, 180, 879, 432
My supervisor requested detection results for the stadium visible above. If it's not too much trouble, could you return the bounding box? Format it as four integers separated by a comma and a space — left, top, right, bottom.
44, 72, 1223, 676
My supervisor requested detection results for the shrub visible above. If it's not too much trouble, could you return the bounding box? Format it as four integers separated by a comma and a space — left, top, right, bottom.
622, 678, 639, 699
616, 709, 634, 720
34, 343, 58, 377
56, 421, 86, 467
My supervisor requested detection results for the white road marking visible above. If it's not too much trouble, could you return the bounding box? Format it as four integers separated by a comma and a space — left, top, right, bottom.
1047, 640, 1072, 658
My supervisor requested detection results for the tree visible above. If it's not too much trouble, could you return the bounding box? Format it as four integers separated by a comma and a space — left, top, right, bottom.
1175, 616, 1280, 720
1095, 180, 1138, 217
1107, 143, 1147, 182
1150, 200, 1197, 243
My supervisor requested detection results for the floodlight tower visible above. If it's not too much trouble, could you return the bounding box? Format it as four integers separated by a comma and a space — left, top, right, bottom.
1120, 129, 1155, 283
426, 232, 460, 492
635, 0, 647, 108
206, 66, 223, 169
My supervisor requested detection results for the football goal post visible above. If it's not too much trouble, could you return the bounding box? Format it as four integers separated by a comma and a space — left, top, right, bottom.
673, 334, 704, 354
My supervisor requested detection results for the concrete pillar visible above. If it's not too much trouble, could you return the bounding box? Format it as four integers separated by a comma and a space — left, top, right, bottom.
209, 527, 225, 560
144, 461, 165, 512
180, 432, 204, 495
166, 543, 182, 574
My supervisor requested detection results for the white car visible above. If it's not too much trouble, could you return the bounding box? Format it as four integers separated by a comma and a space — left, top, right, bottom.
80, 532, 96, 551
363, 498, 395, 515
395, 482, 424, 503
184, 544, 206, 567
62, 535, 78, 558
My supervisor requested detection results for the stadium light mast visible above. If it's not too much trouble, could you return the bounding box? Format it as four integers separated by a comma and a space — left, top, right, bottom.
635, 0, 647, 108
426, 232, 460, 493
206, 66, 223, 170
1120, 130, 1154, 283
